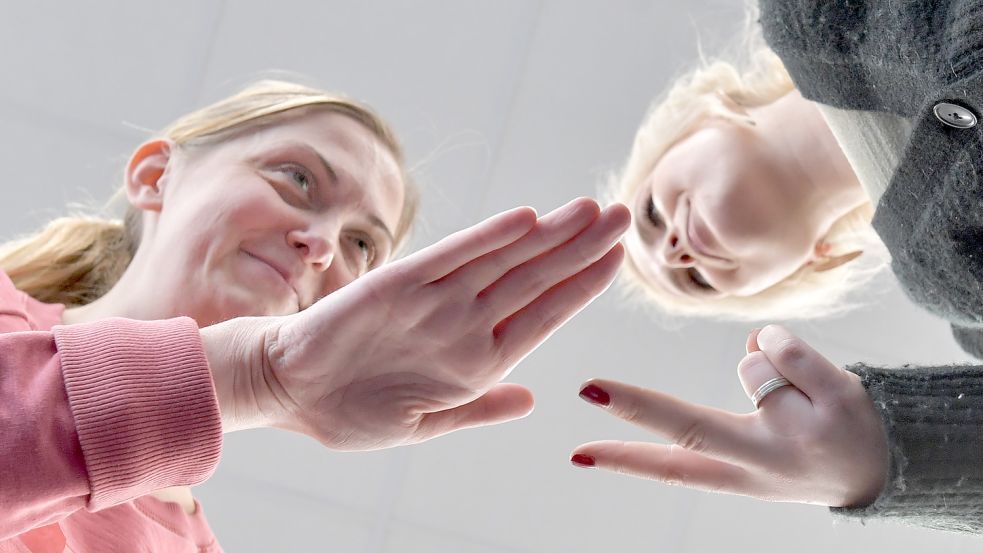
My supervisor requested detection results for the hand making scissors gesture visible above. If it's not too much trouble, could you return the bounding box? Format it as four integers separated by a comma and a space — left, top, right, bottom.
572, 325, 890, 508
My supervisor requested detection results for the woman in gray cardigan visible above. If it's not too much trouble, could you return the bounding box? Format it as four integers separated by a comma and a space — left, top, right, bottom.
574, 0, 983, 535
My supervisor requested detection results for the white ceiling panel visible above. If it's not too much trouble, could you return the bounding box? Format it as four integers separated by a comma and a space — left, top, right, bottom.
0, 1, 223, 135
193, 469, 376, 552
202, 428, 403, 515
0, 108, 132, 238
382, 520, 530, 553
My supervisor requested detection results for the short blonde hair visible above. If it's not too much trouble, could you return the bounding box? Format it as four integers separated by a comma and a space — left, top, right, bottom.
608, 44, 887, 321
0, 79, 419, 306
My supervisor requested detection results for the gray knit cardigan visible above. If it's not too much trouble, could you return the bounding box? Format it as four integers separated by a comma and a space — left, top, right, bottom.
759, 0, 983, 535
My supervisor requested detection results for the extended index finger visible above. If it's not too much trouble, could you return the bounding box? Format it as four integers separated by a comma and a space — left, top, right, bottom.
578, 378, 771, 467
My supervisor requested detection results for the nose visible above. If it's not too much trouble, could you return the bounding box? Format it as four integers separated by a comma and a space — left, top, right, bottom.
287, 227, 335, 272
657, 227, 696, 268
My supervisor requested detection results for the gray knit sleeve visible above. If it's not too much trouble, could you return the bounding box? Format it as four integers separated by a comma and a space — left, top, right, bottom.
952, 325, 983, 360
830, 363, 983, 534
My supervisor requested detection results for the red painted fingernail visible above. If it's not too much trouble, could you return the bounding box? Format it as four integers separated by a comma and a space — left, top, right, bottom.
571, 454, 596, 468
579, 383, 610, 406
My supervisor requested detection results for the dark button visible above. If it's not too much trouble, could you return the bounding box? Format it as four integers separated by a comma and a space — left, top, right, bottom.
933, 102, 978, 129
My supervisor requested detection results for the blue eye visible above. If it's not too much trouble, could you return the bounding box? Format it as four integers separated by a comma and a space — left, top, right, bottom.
351, 235, 377, 272
289, 169, 312, 192
276, 164, 314, 193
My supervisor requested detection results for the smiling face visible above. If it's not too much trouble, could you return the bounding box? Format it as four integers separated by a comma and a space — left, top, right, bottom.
625, 119, 823, 299
129, 108, 405, 325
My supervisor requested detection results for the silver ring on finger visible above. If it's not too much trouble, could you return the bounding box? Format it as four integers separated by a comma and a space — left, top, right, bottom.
751, 377, 793, 409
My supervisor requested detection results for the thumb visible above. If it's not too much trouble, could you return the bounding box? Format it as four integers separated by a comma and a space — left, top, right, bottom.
755, 325, 851, 403
417, 383, 535, 440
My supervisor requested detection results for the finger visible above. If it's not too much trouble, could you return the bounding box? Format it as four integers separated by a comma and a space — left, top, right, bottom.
493, 243, 623, 361
755, 325, 852, 404
448, 197, 600, 294
416, 383, 535, 440
737, 351, 811, 414
397, 206, 538, 283
745, 327, 762, 353
571, 441, 757, 495
574, 378, 772, 467
478, 203, 630, 321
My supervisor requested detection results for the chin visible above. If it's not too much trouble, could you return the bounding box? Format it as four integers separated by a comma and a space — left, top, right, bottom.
197, 293, 295, 326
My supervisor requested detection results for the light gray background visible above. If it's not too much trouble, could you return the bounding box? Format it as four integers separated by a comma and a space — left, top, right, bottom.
1, 1, 978, 551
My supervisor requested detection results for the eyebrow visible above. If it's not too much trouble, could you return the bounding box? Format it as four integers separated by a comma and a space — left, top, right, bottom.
293, 142, 397, 248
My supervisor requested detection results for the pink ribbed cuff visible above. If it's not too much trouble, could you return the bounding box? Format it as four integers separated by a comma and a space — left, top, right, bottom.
53, 317, 223, 510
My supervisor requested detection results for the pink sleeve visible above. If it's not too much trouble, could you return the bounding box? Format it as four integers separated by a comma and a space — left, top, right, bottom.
0, 317, 223, 541
0, 271, 64, 333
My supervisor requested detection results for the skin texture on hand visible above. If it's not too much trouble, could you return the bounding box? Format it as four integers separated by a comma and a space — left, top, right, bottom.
572, 325, 890, 508
204, 198, 629, 450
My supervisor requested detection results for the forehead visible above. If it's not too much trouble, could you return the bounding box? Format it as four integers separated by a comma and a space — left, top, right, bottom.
229, 109, 405, 227
254, 110, 400, 179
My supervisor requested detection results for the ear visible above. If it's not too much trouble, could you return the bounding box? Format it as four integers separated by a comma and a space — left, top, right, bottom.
714, 90, 751, 116
809, 241, 863, 273
713, 90, 756, 127
125, 139, 175, 212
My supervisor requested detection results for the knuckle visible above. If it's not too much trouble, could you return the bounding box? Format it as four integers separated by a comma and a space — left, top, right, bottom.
673, 420, 709, 454
659, 445, 688, 487
617, 398, 645, 426
662, 455, 686, 486
772, 339, 809, 367
518, 270, 550, 299
661, 468, 686, 487
736, 351, 767, 380
527, 307, 565, 335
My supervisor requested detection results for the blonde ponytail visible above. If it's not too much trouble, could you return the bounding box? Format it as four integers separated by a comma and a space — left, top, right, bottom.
0, 215, 137, 306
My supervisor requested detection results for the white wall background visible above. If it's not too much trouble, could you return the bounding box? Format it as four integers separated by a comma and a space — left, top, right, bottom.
1, 1, 978, 551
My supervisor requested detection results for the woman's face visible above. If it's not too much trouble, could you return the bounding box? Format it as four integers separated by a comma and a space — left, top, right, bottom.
625, 120, 821, 299
135, 109, 405, 325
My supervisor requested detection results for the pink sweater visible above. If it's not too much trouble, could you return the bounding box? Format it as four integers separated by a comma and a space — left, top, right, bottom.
0, 271, 225, 552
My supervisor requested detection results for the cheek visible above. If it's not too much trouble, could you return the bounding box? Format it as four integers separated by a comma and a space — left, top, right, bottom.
159, 175, 288, 262
212, 177, 295, 240
649, 174, 683, 212
700, 183, 778, 240
695, 154, 791, 239
729, 241, 814, 296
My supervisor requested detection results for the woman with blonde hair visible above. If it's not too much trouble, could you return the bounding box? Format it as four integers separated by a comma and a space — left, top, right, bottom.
612, 42, 889, 321
574, 0, 983, 536
0, 79, 629, 552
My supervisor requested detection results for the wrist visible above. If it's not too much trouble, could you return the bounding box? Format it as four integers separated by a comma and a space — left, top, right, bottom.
201, 317, 277, 433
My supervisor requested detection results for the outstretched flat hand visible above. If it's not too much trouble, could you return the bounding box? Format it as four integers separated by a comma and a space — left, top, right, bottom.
571, 325, 890, 507
221, 198, 629, 450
